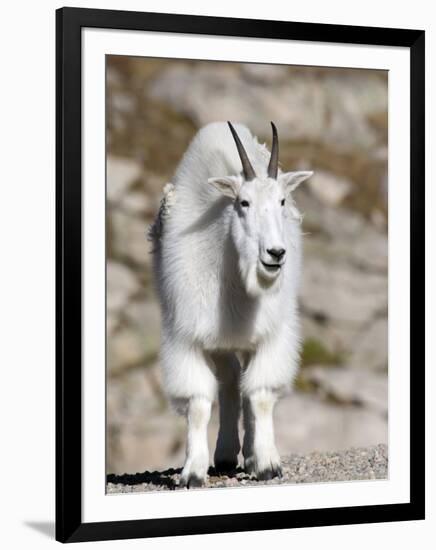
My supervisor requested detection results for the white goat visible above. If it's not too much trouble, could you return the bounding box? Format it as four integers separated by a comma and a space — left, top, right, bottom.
150, 121, 312, 487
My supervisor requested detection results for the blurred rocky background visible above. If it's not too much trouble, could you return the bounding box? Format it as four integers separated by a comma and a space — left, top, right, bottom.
106, 56, 388, 476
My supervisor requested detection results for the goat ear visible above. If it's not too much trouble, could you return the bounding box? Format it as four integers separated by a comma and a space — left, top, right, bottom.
208, 176, 241, 199
280, 171, 313, 193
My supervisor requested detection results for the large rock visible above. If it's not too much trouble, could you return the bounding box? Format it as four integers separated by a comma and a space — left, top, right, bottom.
107, 366, 185, 474
108, 300, 161, 376
119, 190, 153, 217
107, 156, 142, 203
300, 256, 387, 325
107, 261, 140, 314
298, 195, 387, 367
241, 63, 289, 84
108, 328, 149, 375
307, 170, 352, 207
301, 316, 359, 359
299, 191, 388, 274
123, 299, 161, 354
110, 209, 153, 268
274, 392, 387, 454
148, 64, 387, 153
349, 318, 388, 371
300, 365, 388, 415
108, 309, 160, 375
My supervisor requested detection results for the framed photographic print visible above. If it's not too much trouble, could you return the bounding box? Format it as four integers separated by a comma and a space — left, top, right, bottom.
56, 7, 425, 543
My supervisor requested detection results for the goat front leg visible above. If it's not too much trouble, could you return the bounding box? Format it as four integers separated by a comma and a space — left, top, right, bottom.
180, 396, 212, 488
242, 388, 282, 480
241, 331, 297, 480
161, 340, 217, 489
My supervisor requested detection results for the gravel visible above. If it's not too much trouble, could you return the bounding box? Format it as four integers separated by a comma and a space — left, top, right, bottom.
106, 444, 387, 493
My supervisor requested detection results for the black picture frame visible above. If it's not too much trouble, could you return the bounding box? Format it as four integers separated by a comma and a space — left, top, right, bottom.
56, 6, 425, 543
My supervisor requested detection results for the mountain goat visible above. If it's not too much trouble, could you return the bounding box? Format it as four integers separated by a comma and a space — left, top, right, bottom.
150, 121, 313, 487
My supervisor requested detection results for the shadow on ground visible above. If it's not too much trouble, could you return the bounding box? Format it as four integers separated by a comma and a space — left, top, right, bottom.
24, 521, 54, 539
107, 465, 244, 490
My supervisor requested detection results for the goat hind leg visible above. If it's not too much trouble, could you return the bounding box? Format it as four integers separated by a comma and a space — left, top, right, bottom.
213, 353, 241, 473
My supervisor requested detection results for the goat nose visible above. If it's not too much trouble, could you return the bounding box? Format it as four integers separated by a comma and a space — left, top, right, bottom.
267, 247, 286, 260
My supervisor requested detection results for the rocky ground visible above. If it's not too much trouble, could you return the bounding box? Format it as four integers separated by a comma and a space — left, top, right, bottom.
106, 58, 388, 476
106, 444, 388, 493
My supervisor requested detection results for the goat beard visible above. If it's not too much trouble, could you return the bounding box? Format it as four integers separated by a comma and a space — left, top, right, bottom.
239, 260, 283, 298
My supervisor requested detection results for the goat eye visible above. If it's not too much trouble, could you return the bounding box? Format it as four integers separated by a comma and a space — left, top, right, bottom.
281, 198, 285, 206
240, 200, 250, 208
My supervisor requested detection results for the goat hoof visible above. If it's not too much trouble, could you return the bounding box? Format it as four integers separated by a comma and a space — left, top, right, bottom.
243, 458, 256, 475
179, 474, 205, 489
257, 465, 283, 481
214, 460, 237, 474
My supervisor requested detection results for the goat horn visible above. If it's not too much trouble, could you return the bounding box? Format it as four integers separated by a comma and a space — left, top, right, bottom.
267, 121, 279, 179
227, 122, 256, 181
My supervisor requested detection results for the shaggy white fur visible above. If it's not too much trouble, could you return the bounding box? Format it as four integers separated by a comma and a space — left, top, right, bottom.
150, 122, 313, 486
